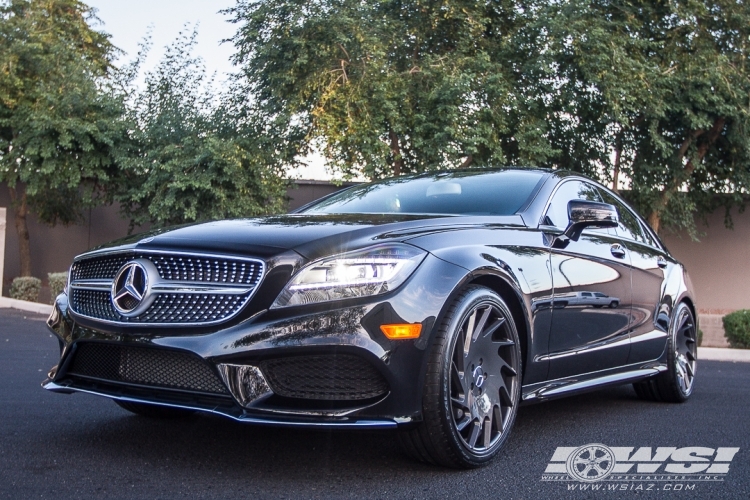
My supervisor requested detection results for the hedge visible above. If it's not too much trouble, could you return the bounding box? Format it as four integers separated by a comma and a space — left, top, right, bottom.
722, 310, 750, 349
48, 272, 68, 303
9, 277, 42, 303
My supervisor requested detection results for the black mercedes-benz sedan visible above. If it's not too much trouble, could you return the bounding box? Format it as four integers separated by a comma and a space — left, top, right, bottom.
44, 169, 698, 468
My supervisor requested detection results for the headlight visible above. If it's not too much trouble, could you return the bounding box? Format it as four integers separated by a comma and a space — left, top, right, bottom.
271, 244, 426, 308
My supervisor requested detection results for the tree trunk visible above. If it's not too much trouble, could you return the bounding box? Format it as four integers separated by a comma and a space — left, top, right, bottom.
647, 211, 661, 235
460, 154, 473, 168
612, 145, 621, 193
388, 130, 403, 176
647, 117, 725, 234
8, 185, 32, 277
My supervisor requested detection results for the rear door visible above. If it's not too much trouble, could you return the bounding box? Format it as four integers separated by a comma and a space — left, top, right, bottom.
543, 180, 633, 379
598, 190, 670, 363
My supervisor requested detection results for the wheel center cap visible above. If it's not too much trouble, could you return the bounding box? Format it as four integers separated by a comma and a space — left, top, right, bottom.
472, 365, 485, 388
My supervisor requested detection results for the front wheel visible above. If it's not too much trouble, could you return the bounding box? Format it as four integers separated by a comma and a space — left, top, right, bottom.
398, 286, 522, 468
633, 302, 697, 403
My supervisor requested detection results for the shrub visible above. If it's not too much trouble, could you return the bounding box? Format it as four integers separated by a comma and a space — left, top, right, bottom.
697, 329, 703, 347
48, 272, 68, 303
722, 310, 750, 349
10, 277, 42, 303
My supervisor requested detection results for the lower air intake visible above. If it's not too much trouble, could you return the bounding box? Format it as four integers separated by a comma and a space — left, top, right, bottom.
67, 343, 229, 395
260, 354, 389, 401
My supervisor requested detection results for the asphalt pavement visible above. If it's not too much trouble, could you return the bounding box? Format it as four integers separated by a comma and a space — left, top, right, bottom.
1, 308, 748, 499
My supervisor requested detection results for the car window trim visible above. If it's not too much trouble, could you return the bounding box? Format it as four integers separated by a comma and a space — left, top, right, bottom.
514, 174, 551, 214
539, 178, 608, 231
595, 185, 666, 253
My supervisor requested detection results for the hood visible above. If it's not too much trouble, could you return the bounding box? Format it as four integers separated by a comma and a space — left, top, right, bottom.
85, 213, 526, 261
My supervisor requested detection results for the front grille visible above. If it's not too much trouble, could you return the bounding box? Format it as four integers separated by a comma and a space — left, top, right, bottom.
71, 252, 262, 285
70, 289, 249, 324
260, 355, 389, 401
67, 343, 229, 395
67, 250, 265, 326
71, 255, 130, 281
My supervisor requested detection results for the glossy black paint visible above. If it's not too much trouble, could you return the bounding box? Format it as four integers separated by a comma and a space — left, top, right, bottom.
44, 169, 696, 427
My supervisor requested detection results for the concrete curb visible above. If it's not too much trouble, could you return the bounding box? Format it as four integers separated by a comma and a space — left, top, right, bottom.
698, 346, 750, 363
0, 297, 53, 316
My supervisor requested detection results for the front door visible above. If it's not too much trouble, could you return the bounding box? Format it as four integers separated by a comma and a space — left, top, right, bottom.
543, 180, 633, 379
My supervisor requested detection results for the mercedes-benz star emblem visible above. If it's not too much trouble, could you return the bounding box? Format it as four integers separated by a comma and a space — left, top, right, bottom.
111, 259, 158, 317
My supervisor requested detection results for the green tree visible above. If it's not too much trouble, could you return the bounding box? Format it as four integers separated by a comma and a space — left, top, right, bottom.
228, 0, 750, 235
541, 0, 750, 235
226, 0, 554, 180
113, 27, 290, 229
0, 0, 123, 276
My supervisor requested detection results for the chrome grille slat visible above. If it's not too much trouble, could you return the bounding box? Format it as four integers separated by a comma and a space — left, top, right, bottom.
70, 252, 262, 285
68, 250, 264, 326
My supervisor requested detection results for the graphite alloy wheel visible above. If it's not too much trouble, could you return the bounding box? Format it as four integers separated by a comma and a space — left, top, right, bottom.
633, 302, 697, 403
114, 400, 196, 418
398, 286, 522, 468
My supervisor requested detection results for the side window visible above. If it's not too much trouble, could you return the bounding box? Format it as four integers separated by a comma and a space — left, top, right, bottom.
639, 220, 659, 248
599, 190, 646, 243
544, 181, 602, 229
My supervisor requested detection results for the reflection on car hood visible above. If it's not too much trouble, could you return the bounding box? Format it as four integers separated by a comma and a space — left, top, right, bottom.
85, 213, 526, 260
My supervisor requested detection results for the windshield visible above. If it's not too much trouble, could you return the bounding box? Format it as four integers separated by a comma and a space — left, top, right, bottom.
302, 170, 546, 216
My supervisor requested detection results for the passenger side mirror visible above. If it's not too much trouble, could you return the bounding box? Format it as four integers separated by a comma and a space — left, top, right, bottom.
552, 200, 619, 248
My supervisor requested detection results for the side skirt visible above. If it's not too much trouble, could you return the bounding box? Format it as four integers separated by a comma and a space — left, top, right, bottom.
521, 362, 667, 403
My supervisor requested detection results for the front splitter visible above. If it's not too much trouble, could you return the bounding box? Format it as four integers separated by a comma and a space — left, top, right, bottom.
42, 379, 398, 429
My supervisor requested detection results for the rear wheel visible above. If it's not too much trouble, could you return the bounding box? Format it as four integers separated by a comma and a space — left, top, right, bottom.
114, 400, 196, 418
633, 302, 697, 402
398, 286, 522, 468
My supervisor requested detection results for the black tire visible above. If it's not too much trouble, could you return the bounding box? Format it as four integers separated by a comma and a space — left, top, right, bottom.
398, 286, 522, 468
609, 301, 619, 309
633, 302, 697, 403
114, 400, 197, 418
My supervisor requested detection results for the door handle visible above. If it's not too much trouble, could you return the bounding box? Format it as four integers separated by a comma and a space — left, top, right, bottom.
657, 256, 668, 268
610, 244, 626, 258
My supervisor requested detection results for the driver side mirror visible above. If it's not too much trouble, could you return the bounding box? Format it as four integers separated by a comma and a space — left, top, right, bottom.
552, 200, 619, 248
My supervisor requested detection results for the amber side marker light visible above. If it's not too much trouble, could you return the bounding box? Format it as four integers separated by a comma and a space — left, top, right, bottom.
380, 323, 422, 339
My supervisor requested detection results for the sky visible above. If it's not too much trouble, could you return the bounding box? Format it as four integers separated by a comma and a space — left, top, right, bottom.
86, 0, 237, 78
86, 0, 334, 180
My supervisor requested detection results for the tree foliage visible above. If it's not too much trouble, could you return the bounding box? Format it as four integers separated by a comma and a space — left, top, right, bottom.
542, 0, 750, 235
0, 0, 124, 275
228, 0, 750, 236
113, 27, 291, 229
227, 0, 555, 179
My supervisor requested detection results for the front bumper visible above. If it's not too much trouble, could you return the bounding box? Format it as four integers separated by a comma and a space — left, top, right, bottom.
43, 254, 468, 428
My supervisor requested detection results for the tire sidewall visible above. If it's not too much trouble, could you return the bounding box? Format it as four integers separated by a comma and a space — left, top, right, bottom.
665, 303, 696, 400
436, 287, 522, 466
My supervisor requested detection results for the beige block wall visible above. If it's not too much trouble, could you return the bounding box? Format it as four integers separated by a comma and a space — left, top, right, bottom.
698, 314, 730, 348
661, 206, 750, 347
